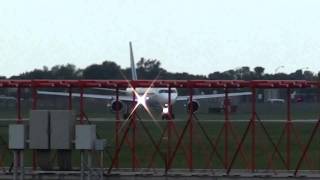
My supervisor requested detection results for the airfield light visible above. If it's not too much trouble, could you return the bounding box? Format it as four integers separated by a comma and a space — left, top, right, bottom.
136, 93, 147, 107
162, 107, 169, 114
118, 74, 162, 132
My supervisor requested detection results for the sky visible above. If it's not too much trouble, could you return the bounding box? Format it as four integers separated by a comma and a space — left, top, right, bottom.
1, 0, 320, 77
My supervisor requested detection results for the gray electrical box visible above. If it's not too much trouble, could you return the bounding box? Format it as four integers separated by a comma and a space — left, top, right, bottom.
29, 110, 49, 149
50, 110, 75, 149
9, 124, 25, 149
75, 125, 96, 150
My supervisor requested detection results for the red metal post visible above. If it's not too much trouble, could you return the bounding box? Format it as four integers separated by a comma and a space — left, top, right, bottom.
188, 86, 193, 171
251, 88, 256, 172
31, 87, 38, 171
16, 87, 22, 123
286, 88, 291, 169
167, 86, 172, 169
32, 87, 37, 109
68, 87, 72, 110
15, 86, 22, 171
80, 87, 84, 124
115, 87, 120, 168
224, 88, 229, 168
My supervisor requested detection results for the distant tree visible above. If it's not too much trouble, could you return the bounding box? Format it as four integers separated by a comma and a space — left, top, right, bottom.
51, 64, 77, 79
82, 61, 121, 79
303, 70, 314, 80
235, 66, 252, 80
7, 59, 320, 83
137, 58, 161, 71
209, 70, 236, 80
12, 66, 53, 79
254, 66, 265, 79
136, 58, 166, 79
208, 71, 223, 80
289, 70, 303, 80
273, 72, 289, 80
223, 70, 236, 80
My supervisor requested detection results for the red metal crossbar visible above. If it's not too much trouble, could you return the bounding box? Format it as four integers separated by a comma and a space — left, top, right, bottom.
0, 80, 319, 88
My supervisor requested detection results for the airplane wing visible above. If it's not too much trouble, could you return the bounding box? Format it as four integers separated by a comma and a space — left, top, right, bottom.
37, 91, 136, 102
92, 88, 128, 93
176, 92, 252, 101
0, 95, 16, 100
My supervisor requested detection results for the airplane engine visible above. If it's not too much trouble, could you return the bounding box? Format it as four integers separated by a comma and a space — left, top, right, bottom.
111, 100, 124, 112
187, 100, 200, 113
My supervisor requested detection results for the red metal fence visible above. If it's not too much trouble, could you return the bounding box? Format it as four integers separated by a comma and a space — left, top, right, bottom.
1, 79, 320, 176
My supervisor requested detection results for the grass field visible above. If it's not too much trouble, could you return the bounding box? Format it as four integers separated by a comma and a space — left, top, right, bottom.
0, 102, 320, 171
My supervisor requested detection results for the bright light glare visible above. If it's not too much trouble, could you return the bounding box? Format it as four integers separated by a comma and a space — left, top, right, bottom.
162, 107, 169, 114
118, 71, 162, 132
136, 93, 147, 107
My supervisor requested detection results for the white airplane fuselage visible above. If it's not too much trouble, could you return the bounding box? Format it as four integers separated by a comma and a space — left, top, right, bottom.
125, 87, 178, 106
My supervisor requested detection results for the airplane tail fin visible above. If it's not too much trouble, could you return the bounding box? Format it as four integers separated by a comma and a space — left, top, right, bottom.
129, 41, 138, 80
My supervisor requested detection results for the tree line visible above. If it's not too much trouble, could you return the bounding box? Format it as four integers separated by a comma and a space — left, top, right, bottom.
4, 58, 320, 81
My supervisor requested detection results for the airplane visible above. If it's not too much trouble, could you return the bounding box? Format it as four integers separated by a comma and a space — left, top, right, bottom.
38, 42, 251, 119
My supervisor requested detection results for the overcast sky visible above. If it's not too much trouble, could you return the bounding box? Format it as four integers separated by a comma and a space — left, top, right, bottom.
1, 0, 320, 77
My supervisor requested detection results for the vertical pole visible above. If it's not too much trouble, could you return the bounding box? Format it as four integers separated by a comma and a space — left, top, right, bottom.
251, 88, 256, 172
224, 88, 229, 168
17, 87, 21, 123
80, 151, 84, 180
80, 87, 84, 124
31, 87, 37, 171
13, 151, 17, 180
80, 86, 85, 180
16, 87, 22, 177
167, 86, 172, 170
132, 88, 136, 171
115, 87, 120, 168
68, 87, 72, 110
188, 86, 193, 171
32, 87, 37, 110
19, 151, 24, 180
286, 88, 291, 170
87, 151, 92, 180
100, 151, 104, 180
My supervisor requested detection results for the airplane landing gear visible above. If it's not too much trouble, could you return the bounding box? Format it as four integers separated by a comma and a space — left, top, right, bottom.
162, 113, 175, 120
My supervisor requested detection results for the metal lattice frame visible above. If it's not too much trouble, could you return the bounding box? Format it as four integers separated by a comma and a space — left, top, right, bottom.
1, 79, 320, 176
